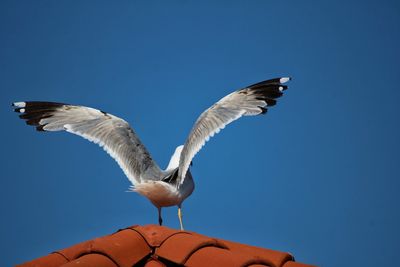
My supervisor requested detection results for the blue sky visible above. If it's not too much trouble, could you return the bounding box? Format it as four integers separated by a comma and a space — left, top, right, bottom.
1, 1, 399, 266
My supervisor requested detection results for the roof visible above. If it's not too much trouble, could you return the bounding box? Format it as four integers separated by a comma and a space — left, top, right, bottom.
16, 224, 317, 267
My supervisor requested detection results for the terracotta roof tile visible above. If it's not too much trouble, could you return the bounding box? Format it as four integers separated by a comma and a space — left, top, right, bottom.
144, 259, 167, 267
16, 224, 317, 267
56, 228, 151, 267
17, 253, 68, 267
61, 254, 116, 267
220, 239, 292, 267
129, 224, 183, 247
156, 230, 226, 264
184, 246, 245, 266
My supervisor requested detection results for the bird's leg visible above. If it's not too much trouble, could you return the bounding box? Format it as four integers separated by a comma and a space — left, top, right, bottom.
158, 207, 163, 226
178, 205, 184, 230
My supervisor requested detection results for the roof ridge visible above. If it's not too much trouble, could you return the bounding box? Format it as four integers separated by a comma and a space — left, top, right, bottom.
127, 224, 193, 247
16, 224, 317, 267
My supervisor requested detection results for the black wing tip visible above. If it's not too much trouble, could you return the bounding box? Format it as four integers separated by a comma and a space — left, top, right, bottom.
12, 101, 66, 131
247, 76, 290, 86
246, 76, 291, 115
259, 106, 268, 114
36, 125, 46, 131
12, 101, 26, 111
12, 101, 66, 111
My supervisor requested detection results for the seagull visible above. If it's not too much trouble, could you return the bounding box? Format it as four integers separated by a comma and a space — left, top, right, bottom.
12, 77, 290, 230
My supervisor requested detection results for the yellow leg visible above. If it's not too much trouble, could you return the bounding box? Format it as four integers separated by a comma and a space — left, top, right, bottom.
178, 207, 184, 230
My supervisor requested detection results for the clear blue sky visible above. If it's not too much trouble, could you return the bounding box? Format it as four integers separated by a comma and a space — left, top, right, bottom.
1, 1, 399, 266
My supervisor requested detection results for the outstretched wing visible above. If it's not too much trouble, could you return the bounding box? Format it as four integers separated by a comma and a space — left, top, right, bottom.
12, 101, 162, 185
177, 77, 291, 186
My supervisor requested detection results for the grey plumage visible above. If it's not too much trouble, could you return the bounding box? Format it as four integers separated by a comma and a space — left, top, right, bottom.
12, 77, 291, 229
13, 101, 162, 185
177, 77, 290, 186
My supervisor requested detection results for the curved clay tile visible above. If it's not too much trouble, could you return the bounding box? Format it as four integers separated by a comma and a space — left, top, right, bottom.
61, 254, 117, 267
16, 225, 317, 267
144, 259, 167, 267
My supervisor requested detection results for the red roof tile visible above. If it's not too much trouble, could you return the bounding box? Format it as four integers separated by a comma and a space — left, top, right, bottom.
17, 225, 317, 267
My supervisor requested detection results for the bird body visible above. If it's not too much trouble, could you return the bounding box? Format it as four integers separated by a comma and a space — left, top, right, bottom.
12, 77, 290, 230
133, 172, 194, 208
